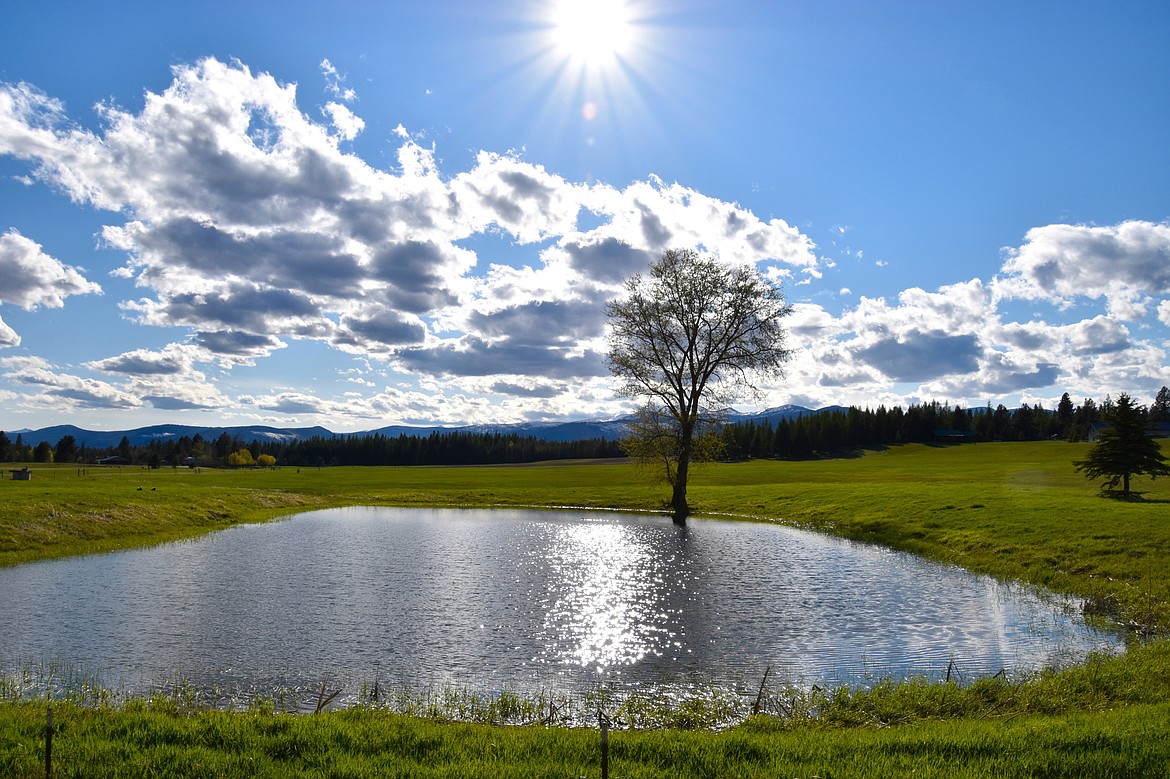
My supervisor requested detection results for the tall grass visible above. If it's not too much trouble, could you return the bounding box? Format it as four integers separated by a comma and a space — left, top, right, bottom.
3, 643, 1169, 778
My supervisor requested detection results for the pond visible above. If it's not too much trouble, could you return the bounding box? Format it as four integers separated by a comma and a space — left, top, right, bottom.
0, 507, 1121, 709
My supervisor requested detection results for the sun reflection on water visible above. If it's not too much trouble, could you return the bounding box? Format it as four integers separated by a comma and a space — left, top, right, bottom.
534, 520, 673, 671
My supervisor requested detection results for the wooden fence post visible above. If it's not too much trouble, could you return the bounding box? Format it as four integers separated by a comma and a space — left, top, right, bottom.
599, 709, 609, 779
45, 706, 53, 779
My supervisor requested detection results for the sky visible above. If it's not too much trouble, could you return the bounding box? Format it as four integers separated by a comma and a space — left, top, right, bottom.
1, 1, 1168, 433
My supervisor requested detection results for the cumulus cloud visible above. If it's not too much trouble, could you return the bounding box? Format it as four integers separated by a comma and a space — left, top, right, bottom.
129, 373, 232, 411
0, 229, 101, 346
997, 221, 1170, 317
0, 355, 142, 410
0, 316, 18, 347
855, 332, 981, 383
87, 349, 187, 376
323, 102, 363, 141
4, 57, 1166, 424
770, 262, 1166, 410
0, 57, 818, 415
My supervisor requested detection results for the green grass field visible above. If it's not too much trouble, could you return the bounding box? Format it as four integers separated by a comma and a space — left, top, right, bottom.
2, 441, 1169, 777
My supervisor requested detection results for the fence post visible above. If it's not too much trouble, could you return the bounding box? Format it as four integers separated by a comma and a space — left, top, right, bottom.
45, 706, 53, 779
599, 709, 609, 779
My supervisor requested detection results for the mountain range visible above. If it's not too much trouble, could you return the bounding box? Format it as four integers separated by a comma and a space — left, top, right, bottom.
5, 405, 842, 449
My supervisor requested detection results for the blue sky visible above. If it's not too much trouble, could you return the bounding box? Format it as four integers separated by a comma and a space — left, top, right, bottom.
1, 1, 1168, 432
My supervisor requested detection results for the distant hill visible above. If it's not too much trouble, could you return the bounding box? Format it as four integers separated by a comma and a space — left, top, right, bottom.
4, 423, 334, 449
7, 405, 833, 449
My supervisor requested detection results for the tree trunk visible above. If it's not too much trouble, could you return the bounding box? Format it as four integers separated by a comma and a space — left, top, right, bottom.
671, 443, 691, 524
1123, 472, 1131, 498
671, 479, 689, 523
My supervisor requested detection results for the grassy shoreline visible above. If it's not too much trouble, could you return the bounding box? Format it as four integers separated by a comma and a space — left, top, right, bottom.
2, 441, 1169, 776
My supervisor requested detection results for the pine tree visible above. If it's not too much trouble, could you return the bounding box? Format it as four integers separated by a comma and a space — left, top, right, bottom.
1074, 393, 1170, 498
1152, 386, 1170, 425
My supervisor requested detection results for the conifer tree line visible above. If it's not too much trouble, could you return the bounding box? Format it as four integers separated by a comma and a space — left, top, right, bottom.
1, 386, 1166, 467
721, 389, 1170, 460
0, 428, 623, 467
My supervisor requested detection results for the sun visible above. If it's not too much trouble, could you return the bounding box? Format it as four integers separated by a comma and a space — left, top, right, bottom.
549, 0, 634, 68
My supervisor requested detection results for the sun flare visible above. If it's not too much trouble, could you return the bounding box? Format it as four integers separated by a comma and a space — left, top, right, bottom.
550, 0, 634, 68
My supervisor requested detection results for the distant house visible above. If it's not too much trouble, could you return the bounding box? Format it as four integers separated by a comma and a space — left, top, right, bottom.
1087, 421, 1170, 442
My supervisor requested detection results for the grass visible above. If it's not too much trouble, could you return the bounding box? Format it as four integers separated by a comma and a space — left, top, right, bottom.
2, 441, 1169, 776
3, 672, 1170, 777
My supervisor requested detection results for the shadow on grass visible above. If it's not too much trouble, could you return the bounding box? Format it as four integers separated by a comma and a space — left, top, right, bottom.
752, 445, 892, 463
1098, 490, 1170, 504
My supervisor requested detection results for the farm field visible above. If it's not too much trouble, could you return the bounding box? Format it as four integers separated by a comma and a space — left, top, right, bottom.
2, 440, 1168, 777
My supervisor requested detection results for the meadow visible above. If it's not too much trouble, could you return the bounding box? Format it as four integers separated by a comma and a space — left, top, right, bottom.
1, 440, 1168, 777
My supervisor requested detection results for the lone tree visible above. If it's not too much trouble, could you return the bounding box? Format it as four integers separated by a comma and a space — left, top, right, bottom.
1074, 392, 1170, 498
606, 248, 793, 522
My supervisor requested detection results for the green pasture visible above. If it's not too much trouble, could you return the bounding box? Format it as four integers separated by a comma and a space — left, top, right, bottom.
2, 440, 1169, 776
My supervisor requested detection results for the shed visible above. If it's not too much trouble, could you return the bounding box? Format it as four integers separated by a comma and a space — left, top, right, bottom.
10, 467, 31, 481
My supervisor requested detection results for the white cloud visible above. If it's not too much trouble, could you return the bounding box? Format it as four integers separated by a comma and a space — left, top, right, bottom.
3, 57, 1167, 423
323, 102, 363, 141
0, 355, 142, 410
0, 229, 101, 309
0, 315, 18, 347
128, 372, 232, 411
320, 59, 357, 102
0, 57, 821, 405
997, 220, 1170, 318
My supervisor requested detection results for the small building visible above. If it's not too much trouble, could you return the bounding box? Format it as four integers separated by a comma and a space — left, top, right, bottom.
10, 467, 31, 481
1088, 422, 1170, 442
97, 456, 132, 465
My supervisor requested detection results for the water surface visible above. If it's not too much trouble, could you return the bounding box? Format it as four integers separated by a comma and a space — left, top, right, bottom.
0, 507, 1120, 700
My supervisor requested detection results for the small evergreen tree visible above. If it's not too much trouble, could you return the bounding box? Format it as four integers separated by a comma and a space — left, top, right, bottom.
1056, 392, 1075, 438
55, 434, 78, 463
1074, 393, 1170, 498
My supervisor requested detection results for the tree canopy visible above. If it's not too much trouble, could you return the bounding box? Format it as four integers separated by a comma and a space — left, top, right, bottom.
1074, 393, 1170, 498
606, 248, 793, 521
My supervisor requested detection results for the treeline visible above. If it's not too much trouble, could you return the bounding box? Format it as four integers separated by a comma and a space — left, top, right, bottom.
722, 389, 1170, 460
274, 431, 622, 467
3, 387, 1167, 467
0, 428, 623, 468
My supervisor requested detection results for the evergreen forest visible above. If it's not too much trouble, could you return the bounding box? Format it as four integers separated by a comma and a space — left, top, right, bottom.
2, 389, 1167, 468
